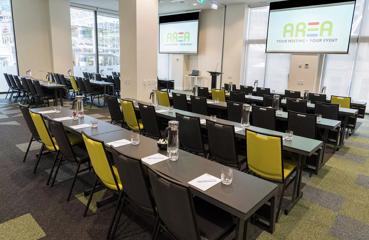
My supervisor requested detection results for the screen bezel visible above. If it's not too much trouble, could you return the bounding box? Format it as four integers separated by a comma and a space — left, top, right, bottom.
159, 12, 200, 54
265, 0, 356, 54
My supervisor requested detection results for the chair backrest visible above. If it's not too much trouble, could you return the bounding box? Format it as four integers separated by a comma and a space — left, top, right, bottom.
58, 74, 67, 85
263, 94, 274, 107
288, 111, 317, 139
82, 133, 121, 191
53, 73, 61, 84
197, 87, 209, 98
19, 105, 40, 141
206, 120, 238, 168
285, 90, 301, 99
172, 93, 188, 111
48, 118, 76, 160
8, 74, 17, 89
148, 168, 200, 240
227, 101, 243, 123
190, 96, 207, 115
14, 76, 23, 90
115, 154, 155, 212
26, 79, 37, 96
156, 90, 171, 107
83, 72, 89, 79
256, 87, 270, 96
76, 77, 86, 93
286, 98, 308, 113
95, 73, 102, 81
113, 76, 120, 91
106, 75, 113, 83
252, 105, 276, 130
121, 99, 140, 131
240, 85, 254, 95
106, 96, 123, 123
30, 111, 57, 151
315, 102, 339, 120
83, 78, 94, 93
229, 91, 245, 103
211, 89, 226, 102
70, 76, 79, 92
331, 95, 351, 109
224, 83, 236, 91
138, 103, 161, 138
21, 78, 30, 93
33, 80, 45, 97
176, 113, 204, 155
246, 130, 284, 182
308, 93, 326, 104
3, 73, 12, 88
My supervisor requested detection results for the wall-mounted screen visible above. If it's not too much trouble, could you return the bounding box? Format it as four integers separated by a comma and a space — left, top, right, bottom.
266, 0, 356, 53
159, 12, 199, 54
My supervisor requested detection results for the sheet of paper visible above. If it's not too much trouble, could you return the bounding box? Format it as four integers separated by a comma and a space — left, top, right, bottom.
200, 119, 206, 125
207, 100, 214, 104
107, 139, 131, 148
156, 109, 169, 113
141, 153, 169, 165
70, 124, 91, 130
188, 173, 221, 191
234, 127, 243, 132
54, 116, 74, 121
39, 110, 59, 114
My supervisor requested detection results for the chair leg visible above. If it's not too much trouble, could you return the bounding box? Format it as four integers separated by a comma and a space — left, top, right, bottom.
152, 216, 160, 240
67, 162, 81, 201
23, 136, 34, 163
276, 185, 286, 222
84, 178, 99, 217
51, 155, 63, 187
33, 144, 45, 174
153, 222, 161, 240
107, 192, 125, 240
47, 151, 60, 186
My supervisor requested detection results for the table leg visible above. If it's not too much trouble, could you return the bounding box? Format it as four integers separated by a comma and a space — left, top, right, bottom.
236, 218, 247, 240
285, 154, 304, 215
59, 89, 64, 106
54, 89, 58, 106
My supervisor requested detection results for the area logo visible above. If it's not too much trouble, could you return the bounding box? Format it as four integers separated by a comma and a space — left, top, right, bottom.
166, 32, 191, 43
283, 21, 333, 38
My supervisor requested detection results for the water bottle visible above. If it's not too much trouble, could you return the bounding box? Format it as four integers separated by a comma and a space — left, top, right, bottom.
272, 95, 280, 110
229, 82, 233, 92
253, 80, 258, 91
151, 90, 158, 106
167, 120, 179, 161
241, 104, 251, 127
304, 90, 309, 99
75, 95, 84, 118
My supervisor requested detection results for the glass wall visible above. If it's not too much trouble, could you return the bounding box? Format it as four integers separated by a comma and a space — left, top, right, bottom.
70, 7, 119, 77
0, 0, 17, 92
97, 14, 120, 75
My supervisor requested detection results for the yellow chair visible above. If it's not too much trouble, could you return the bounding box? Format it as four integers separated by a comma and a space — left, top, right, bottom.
82, 133, 122, 216
30, 111, 81, 174
246, 130, 297, 220
211, 89, 226, 102
121, 99, 144, 131
70, 75, 79, 94
331, 96, 351, 109
156, 90, 171, 107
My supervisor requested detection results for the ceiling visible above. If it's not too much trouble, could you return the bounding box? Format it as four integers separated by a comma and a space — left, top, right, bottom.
69, 0, 270, 14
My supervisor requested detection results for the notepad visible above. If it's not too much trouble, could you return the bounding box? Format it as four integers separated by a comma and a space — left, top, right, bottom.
188, 173, 221, 191
207, 100, 214, 104
107, 139, 131, 148
54, 116, 74, 121
70, 124, 91, 130
156, 109, 169, 113
39, 110, 59, 114
234, 127, 243, 132
141, 153, 169, 165
200, 119, 206, 125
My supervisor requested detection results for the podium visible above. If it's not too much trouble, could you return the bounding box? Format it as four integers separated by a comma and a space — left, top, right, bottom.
208, 71, 222, 89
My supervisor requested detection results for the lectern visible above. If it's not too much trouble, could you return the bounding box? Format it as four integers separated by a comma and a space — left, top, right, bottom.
208, 71, 222, 89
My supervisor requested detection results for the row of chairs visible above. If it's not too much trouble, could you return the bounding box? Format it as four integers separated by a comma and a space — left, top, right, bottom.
19, 104, 237, 240
106, 98, 300, 221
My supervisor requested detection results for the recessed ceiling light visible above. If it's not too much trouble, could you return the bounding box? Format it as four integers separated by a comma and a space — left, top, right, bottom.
210, 3, 218, 9
193, 2, 198, 6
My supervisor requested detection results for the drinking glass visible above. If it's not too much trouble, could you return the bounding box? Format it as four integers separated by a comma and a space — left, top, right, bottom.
272, 95, 280, 110
317, 114, 322, 122
240, 104, 251, 127
167, 121, 179, 161
130, 131, 140, 145
90, 120, 98, 129
210, 115, 217, 121
221, 167, 233, 185
284, 130, 293, 141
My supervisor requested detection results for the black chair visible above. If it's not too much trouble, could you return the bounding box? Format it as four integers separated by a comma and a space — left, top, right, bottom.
240, 85, 254, 95
83, 78, 103, 107
172, 93, 188, 111
76, 77, 87, 95
206, 120, 243, 169
20, 77, 31, 103
263, 94, 274, 107
83, 72, 90, 79
252, 105, 276, 130
33, 80, 53, 106
95, 73, 102, 81
25, 79, 38, 105
288, 111, 317, 139
308, 93, 326, 103
3, 73, 13, 99
148, 168, 235, 240
224, 83, 236, 91
106, 96, 123, 125
53, 73, 62, 84
190, 96, 208, 115
138, 103, 161, 139
229, 91, 245, 103
8, 74, 19, 99
315, 102, 339, 120
48, 119, 89, 198
14, 76, 25, 101
285, 90, 301, 99
113, 76, 120, 96
19, 104, 41, 163
176, 113, 206, 156
227, 101, 243, 123
256, 87, 270, 97
108, 154, 157, 239
197, 87, 209, 98
286, 98, 308, 113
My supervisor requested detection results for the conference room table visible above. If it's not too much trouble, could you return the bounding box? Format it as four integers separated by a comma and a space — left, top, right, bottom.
38, 81, 67, 106
30, 106, 280, 240
130, 100, 324, 215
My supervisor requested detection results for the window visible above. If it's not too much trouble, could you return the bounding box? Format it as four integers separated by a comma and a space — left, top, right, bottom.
97, 14, 120, 75
70, 7, 120, 76
0, 0, 17, 92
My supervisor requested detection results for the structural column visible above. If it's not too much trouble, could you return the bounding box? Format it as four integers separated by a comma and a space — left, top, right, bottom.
119, 0, 158, 101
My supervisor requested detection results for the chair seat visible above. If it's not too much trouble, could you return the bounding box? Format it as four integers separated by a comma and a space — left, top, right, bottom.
104, 165, 123, 191
194, 197, 234, 240
283, 159, 297, 178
